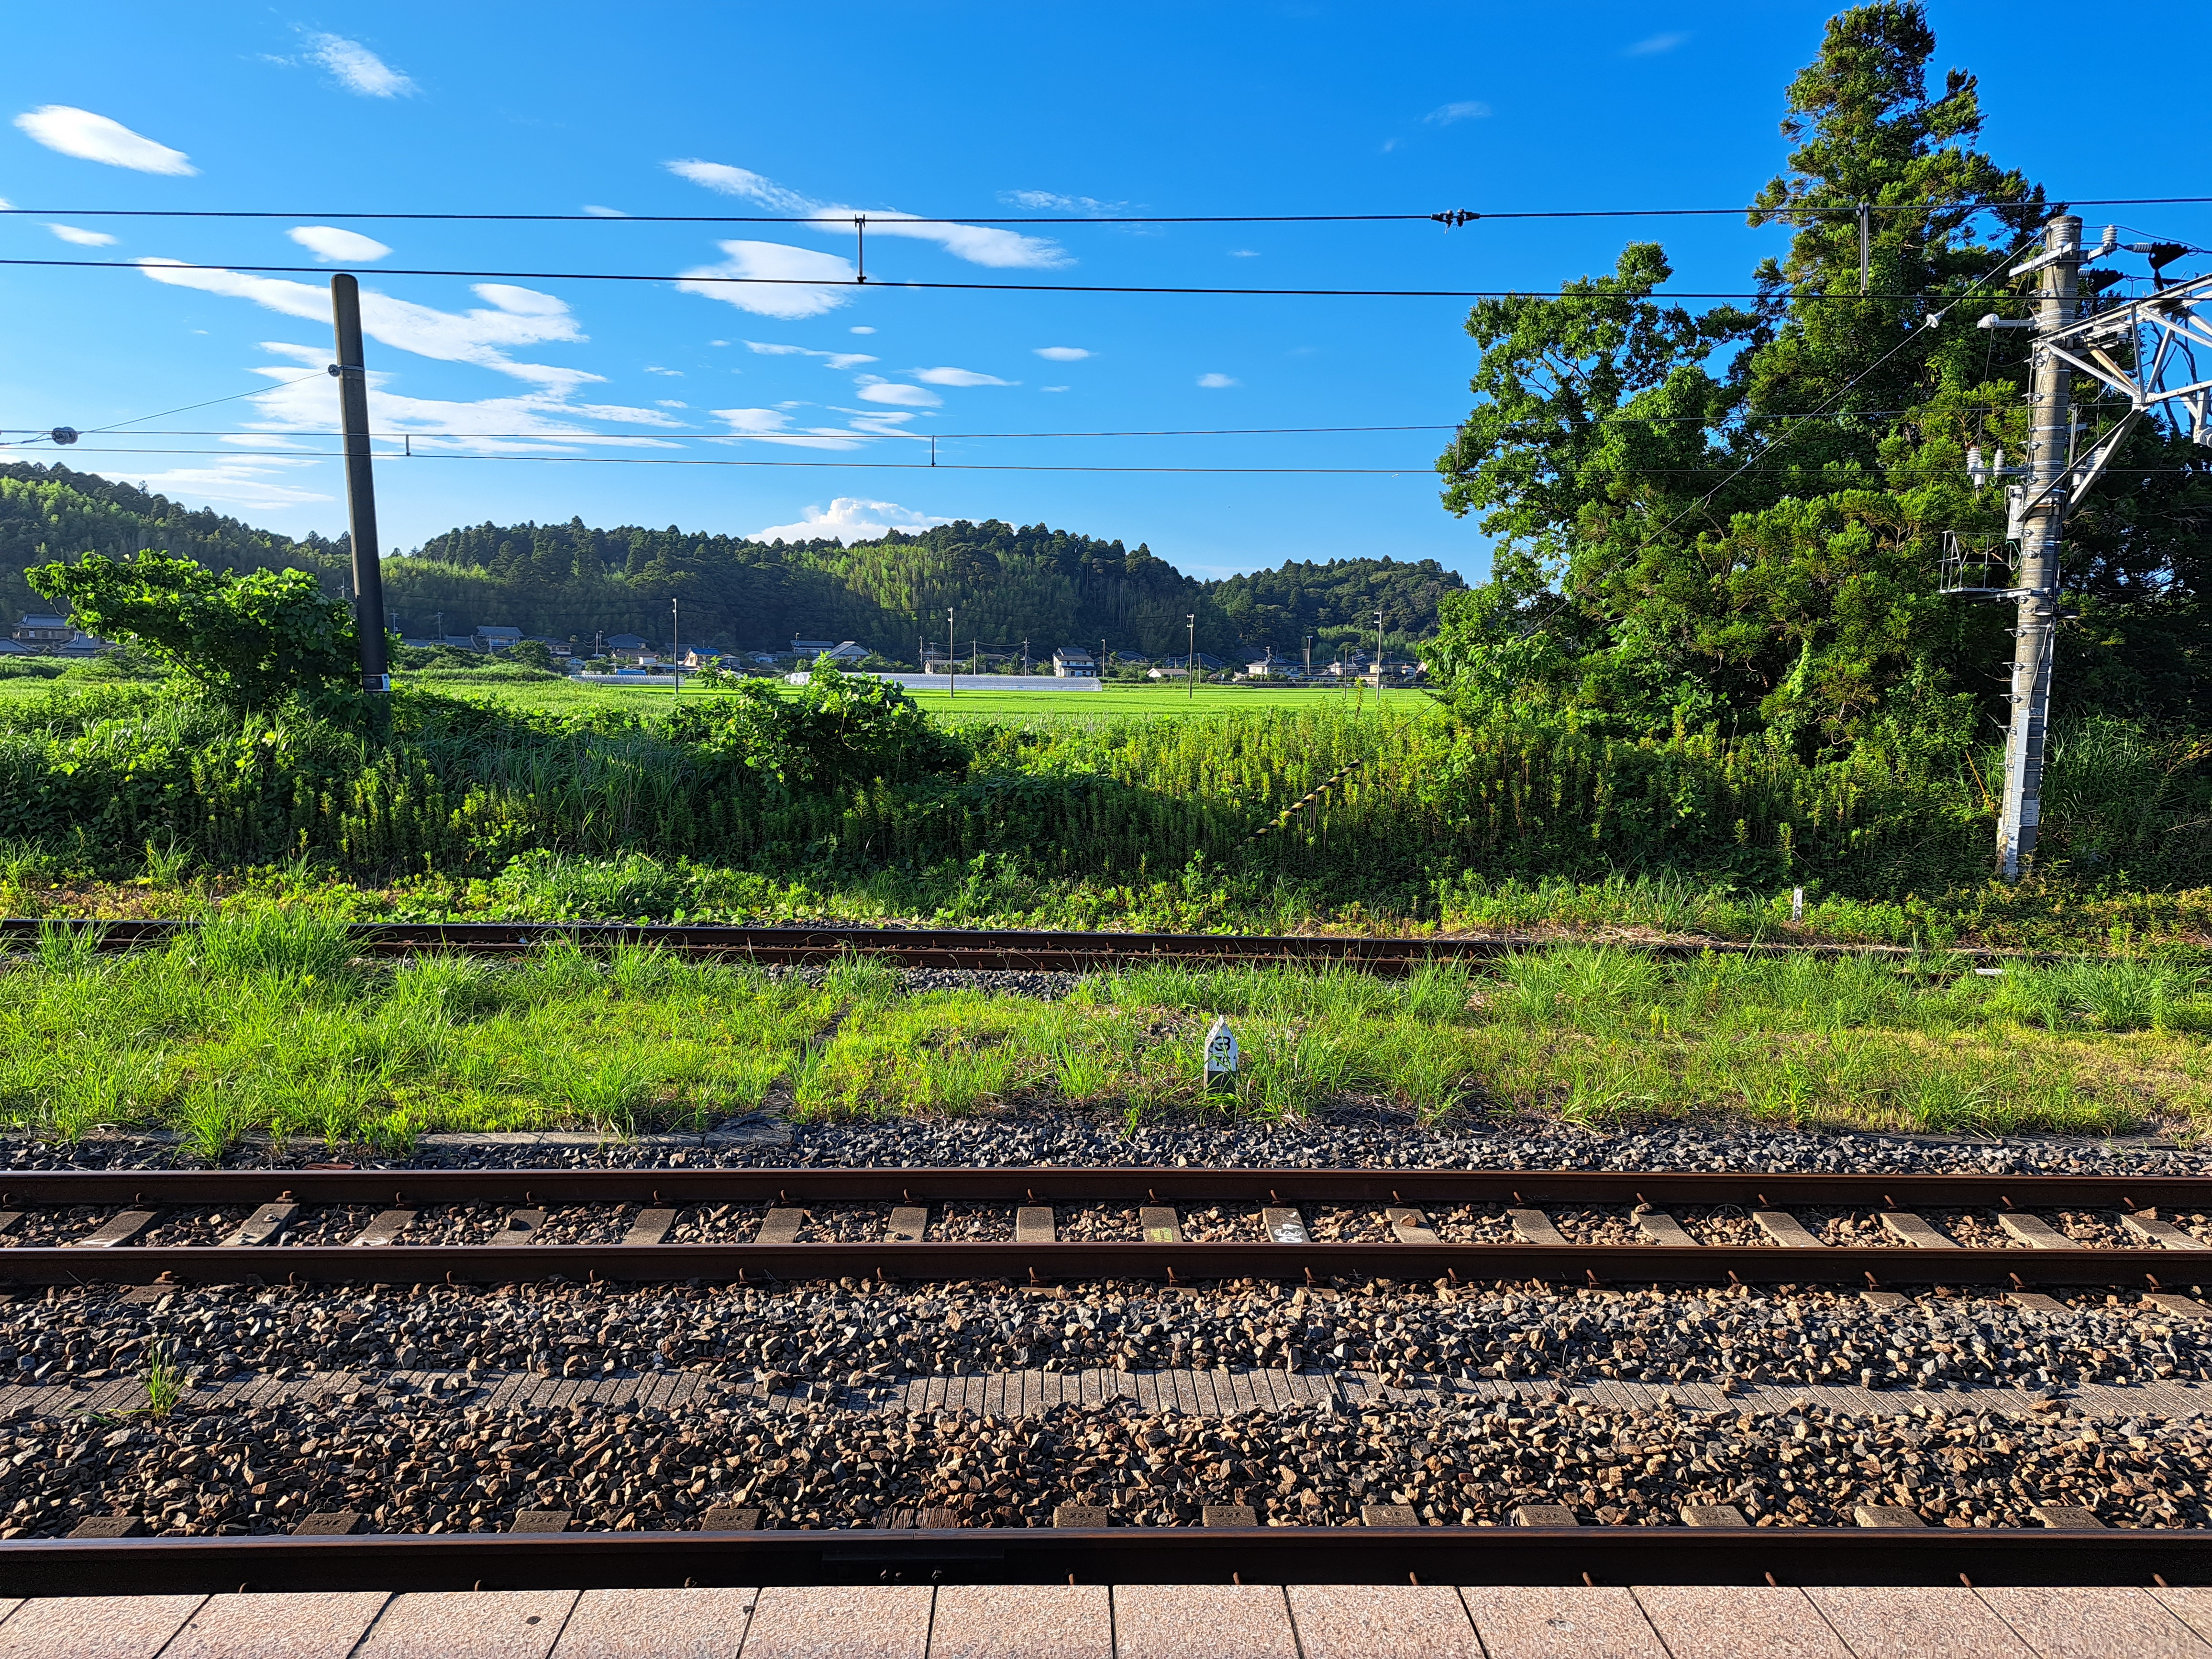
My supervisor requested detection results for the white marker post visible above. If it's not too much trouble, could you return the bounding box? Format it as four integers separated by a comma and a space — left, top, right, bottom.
1204, 1017, 1240, 1093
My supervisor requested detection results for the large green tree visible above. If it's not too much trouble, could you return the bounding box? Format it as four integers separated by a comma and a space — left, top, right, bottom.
1433, 2, 2208, 750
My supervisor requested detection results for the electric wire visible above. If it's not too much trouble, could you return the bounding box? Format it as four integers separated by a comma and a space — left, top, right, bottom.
3, 196, 2210, 225
19, 443, 2198, 480
8, 254, 2194, 303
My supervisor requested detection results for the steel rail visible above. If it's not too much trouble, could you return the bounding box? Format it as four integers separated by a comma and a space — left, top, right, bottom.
2, 1169, 2206, 1291
0, 1525, 2203, 1595
0, 918, 2035, 969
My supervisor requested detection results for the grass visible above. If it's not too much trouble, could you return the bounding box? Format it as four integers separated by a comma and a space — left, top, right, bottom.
368, 674, 1391, 724
144, 1341, 183, 1417
3, 918, 2207, 1149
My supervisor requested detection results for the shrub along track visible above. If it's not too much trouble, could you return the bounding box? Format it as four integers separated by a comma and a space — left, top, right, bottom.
0, 918, 2046, 970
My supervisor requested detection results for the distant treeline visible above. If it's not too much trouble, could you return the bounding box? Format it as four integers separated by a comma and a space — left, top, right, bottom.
0, 464, 1461, 661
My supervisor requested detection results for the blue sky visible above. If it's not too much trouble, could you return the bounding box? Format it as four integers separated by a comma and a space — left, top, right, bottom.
2, 2, 2206, 584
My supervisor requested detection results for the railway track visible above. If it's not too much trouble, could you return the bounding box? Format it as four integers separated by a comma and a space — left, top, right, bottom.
2, 1521, 2205, 1595
0, 917, 2035, 969
3, 1168, 2207, 1292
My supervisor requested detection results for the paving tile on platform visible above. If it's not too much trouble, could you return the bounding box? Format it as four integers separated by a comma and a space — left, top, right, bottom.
739, 1586, 933, 1659
1978, 1587, 2212, 1659
355, 1590, 577, 1659
1805, 1587, 2034, 1659
1460, 1587, 1668, 1659
0, 1595, 206, 1659
156, 1592, 391, 1659
549, 1588, 757, 1658
2155, 1590, 2212, 1648
929, 1585, 1110, 1659
1112, 1585, 1298, 1659
1287, 1585, 1480, 1659
1632, 1586, 1847, 1659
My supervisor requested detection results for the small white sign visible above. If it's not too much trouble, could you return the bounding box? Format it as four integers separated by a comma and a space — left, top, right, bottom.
1204, 1017, 1239, 1090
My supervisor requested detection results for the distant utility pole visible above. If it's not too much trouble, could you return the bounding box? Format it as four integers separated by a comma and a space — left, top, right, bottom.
1304, 633, 1313, 679
1100, 638, 1108, 682
328, 275, 390, 697
1374, 608, 1386, 698
1186, 613, 1195, 700
670, 597, 681, 695
946, 607, 955, 698
1021, 637, 1029, 675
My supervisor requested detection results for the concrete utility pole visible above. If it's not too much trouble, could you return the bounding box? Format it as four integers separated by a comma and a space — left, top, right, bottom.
1995, 215, 2082, 878
1186, 613, 1196, 700
328, 275, 390, 695
946, 607, 955, 698
670, 597, 681, 695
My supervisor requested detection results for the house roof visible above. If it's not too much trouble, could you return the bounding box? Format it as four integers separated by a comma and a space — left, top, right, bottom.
604, 634, 650, 649
17, 615, 70, 630
475, 626, 524, 640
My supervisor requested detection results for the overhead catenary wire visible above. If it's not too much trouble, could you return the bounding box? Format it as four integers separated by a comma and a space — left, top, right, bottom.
3, 195, 2210, 225
17, 443, 2199, 480
8, 254, 2195, 304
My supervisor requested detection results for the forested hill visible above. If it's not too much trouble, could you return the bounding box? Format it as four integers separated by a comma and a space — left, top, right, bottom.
0, 463, 348, 626
0, 462, 1462, 660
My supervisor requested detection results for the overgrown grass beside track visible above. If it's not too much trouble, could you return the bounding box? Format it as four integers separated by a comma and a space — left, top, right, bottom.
3, 914, 2207, 1150
0, 678, 2207, 952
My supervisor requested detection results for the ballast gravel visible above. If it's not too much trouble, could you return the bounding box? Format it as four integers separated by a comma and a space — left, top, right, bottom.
5, 1275, 2206, 1396
1, 1391, 2201, 1538
9, 1114, 2204, 1180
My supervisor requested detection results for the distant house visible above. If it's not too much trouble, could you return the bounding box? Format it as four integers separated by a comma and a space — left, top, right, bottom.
604, 633, 650, 652
1052, 648, 1098, 679
0, 639, 30, 656
55, 633, 113, 657
13, 614, 74, 647
1245, 653, 1291, 678
681, 647, 725, 669
1147, 664, 1189, 680
792, 638, 867, 663
474, 626, 524, 652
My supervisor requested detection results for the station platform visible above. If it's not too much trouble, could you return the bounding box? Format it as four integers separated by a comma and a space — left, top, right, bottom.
0, 1582, 2208, 1658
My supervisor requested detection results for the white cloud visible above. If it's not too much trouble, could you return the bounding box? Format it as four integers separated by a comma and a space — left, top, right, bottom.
0, 198, 11, 210
677, 240, 856, 320
667, 160, 1068, 270
744, 340, 878, 370
656, 399, 688, 409
88, 456, 333, 511
1423, 100, 1491, 125
134, 261, 591, 385
287, 225, 391, 262
850, 326, 876, 335
998, 189, 1128, 215
582, 205, 627, 218
1041, 386, 1069, 393
305, 34, 417, 98
1626, 32, 1688, 55
1197, 372, 1239, 388
751, 497, 952, 545
237, 344, 684, 457
1228, 249, 1259, 258
1033, 346, 1091, 362
47, 224, 116, 247
13, 107, 195, 175
706, 407, 869, 449
853, 377, 941, 408
645, 366, 683, 376
912, 366, 1013, 387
